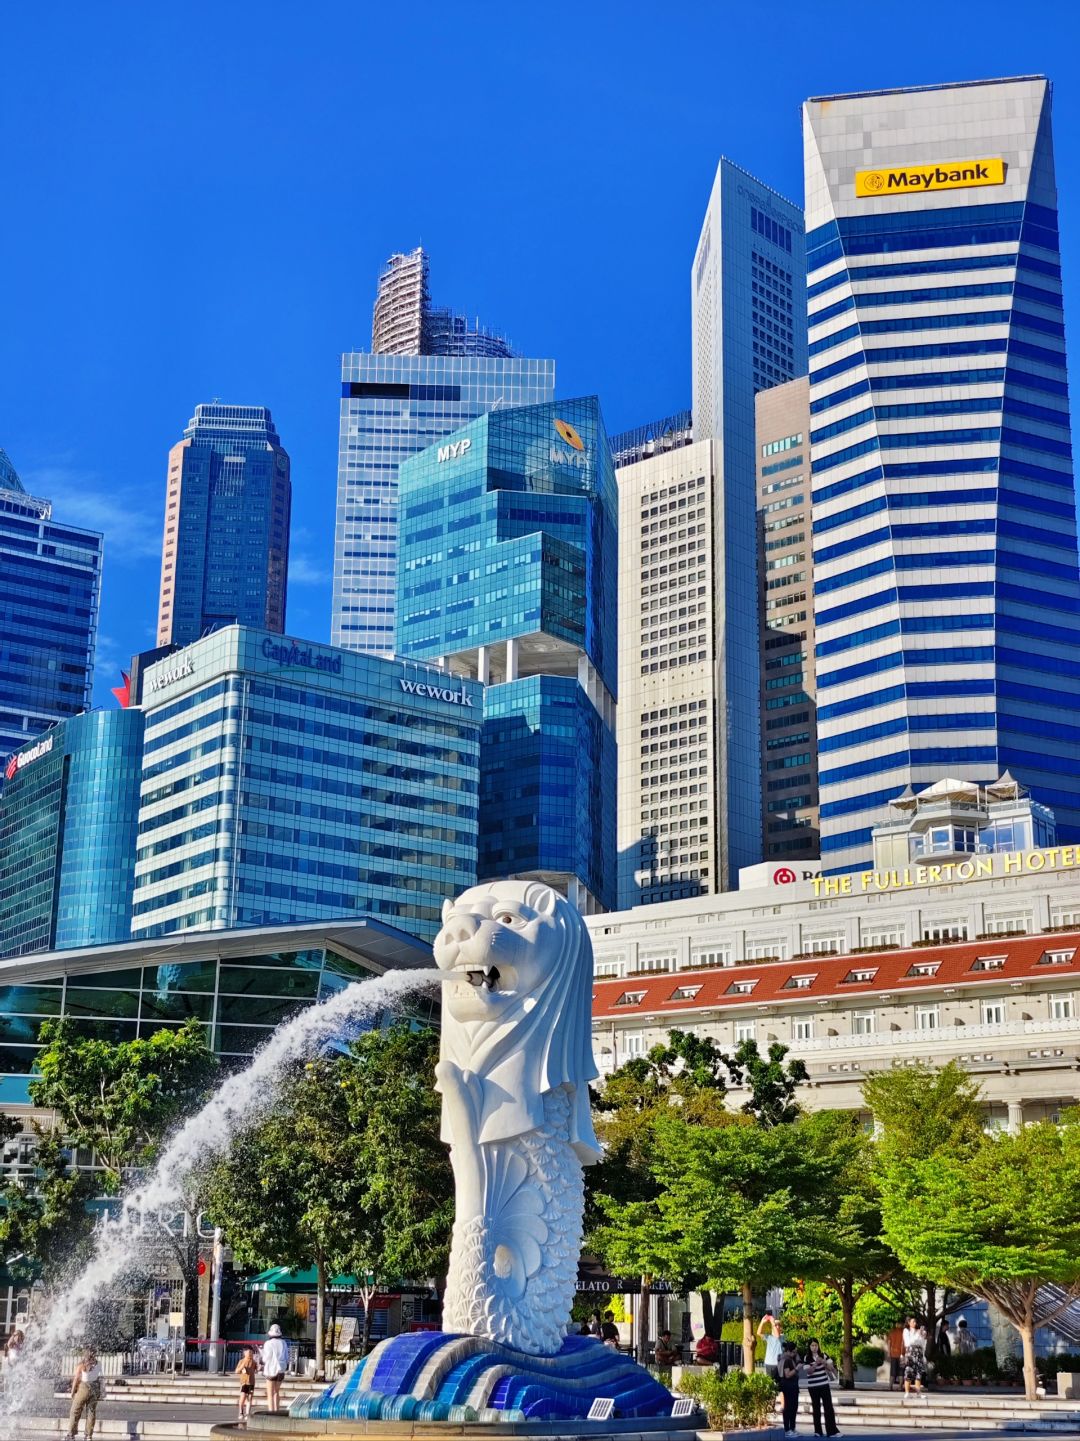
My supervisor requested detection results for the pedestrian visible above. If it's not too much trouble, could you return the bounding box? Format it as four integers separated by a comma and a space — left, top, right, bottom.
694, 1332, 720, 1365
236, 1346, 258, 1424
901, 1316, 927, 1397
954, 1317, 975, 1355
801, 1339, 839, 1437
600, 1312, 620, 1348
936, 1317, 952, 1358
886, 1325, 904, 1389
588, 1311, 602, 1337
67, 1348, 103, 1440
655, 1330, 679, 1367
5, 1328, 25, 1365
261, 1323, 290, 1414
758, 1311, 783, 1379
778, 1339, 801, 1438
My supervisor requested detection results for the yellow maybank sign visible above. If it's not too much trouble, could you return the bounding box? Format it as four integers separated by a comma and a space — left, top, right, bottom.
855, 157, 1006, 198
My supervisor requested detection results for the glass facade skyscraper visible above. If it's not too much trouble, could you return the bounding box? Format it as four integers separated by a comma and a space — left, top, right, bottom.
690, 158, 808, 881
804, 76, 1080, 873
0, 455, 102, 761
332, 248, 554, 655
0, 709, 144, 958
133, 626, 482, 941
396, 397, 617, 911
157, 404, 291, 648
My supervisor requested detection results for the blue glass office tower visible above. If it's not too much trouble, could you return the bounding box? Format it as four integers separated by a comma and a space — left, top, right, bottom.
396, 397, 617, 912
804, 77, 1080, 873
133, 626, 482, 941
0, 454, 102, 760
157, 404, 291, 647
0, 709, 144, 957
691, 159, 808, 880
332, 248, 555, 655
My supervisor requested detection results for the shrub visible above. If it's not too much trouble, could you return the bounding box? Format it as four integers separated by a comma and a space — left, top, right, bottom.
854, 1345, 885, 1371
1037, 1353, 1080, 1379
677, 1369, 777, 1430
720, 1320, 765, 1362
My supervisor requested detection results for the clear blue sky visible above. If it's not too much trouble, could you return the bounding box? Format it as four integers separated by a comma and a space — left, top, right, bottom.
2, 0, 1078, 704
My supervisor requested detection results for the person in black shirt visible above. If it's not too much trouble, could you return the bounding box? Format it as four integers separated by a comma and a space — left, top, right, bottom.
777, 1340, 801, 1438
600, 1312, 620, 1348
801, 1339, 839, 1437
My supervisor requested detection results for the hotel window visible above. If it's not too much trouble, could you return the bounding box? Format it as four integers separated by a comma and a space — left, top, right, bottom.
983, 913, 1031, 936
690, 946, 732, 968
853, 1011, 875, 1035
745, 940, 786, 961
793, 1017, 814, 1042
1050, 910, 1080, 929
670, 985, 702, 1002
843, 968, 878, 985
727, 979, 757, 996
861, 927, 904, 949
594, 962, 622, 978
634, 951, 675, 974
971, 956, 1006, 972
807, 935, 845, 956
907, 962, 940, 978
916, 1005, 940, 1032
734, 1020, 756, 1044
1050, 995, 1074, 1021
921, 923, 967, 942
623, 1032, 646, 1058
981, 1000, 1006, 1026
1040, 949, 1077, 967
785, 974, 817, 991
614, 990, 645, 1007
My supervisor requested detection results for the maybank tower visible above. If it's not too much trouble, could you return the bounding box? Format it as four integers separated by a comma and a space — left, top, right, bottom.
804, 77, 1080, 874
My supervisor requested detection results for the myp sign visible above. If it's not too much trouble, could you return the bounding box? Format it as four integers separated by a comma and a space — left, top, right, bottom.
437, 438, 472, 463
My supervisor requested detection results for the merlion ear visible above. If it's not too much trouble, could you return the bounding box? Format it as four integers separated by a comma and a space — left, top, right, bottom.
441, 898, 454, 923
531, 885, 558, 917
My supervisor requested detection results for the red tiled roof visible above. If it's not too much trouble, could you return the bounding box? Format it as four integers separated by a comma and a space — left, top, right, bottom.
591, 932, 1080, 1019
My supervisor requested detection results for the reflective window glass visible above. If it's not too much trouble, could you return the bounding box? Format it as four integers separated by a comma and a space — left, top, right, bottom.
64, 988, 139, 1020
218, 966, 321, 999
0, 986, 64, 1016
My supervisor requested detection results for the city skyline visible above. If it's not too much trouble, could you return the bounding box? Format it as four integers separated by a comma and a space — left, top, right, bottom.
5, 4, 1080, 708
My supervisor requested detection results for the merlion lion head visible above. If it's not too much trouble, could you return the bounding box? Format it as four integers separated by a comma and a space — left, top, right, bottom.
434, 879, 601, 1162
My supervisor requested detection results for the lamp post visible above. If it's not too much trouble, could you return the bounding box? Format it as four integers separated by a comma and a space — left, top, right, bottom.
207, 1229, 224, 1373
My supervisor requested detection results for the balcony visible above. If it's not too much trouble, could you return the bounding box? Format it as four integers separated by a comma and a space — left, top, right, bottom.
791, 1017, 1079, 1053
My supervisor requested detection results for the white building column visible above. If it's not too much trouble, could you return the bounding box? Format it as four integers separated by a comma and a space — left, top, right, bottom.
1007, 1099, 1024, 1135
505, 637, 519, 682
477, 646, 490, 686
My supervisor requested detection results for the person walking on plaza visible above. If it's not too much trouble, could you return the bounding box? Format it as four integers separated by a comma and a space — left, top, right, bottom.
236, 1346, 258, 1424
758, 1310, 783, 1378
936, 1317, 952, 1359
901, 1316, 928, 1397
261, 1323, 290, 1414
886, 1325, 904, 1389
954, 1316, 975, 1354
5, 1328, 25, 1366
778, 1339, 801, 1438
801, 1339, 839, 1437
67, 1348, 103, 1440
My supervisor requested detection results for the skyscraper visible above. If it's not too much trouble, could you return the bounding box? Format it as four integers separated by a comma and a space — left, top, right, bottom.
685, 160, 807, 885
755, 377, 819, 862
157, 404, 291, 647
0, 709, 144, 958
332, 249, 554, 654
0, 454, 102, 761
396, 397, 617, 912
132, 626, 482, 941
804, 76, 1080, 872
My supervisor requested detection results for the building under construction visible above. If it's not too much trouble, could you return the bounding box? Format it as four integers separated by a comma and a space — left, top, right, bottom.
371, 247, 514, 358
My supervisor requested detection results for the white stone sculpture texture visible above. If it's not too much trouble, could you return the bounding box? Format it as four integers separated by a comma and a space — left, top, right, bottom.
434, 880, 601, 1357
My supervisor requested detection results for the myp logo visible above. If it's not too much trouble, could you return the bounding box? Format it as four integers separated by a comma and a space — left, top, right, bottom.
437, 438, 472, 463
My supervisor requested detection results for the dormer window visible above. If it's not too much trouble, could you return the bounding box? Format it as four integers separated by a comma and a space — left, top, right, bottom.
842, 967, 878, 984
614, 990, 646, 1007
669, 985, 702, 1002
727, 979, 757, 996
784, 974, 817, 991
906, 962, 940, 978
1040, 949, 1076, 967
971, 956, 1006, 973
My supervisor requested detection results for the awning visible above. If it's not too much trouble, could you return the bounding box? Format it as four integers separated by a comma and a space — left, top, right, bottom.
245, 1267, 374, 1295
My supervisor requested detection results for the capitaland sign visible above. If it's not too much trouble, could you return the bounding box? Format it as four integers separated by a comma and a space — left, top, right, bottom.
399, 678, 474, 707
437, 438, 472, 463
261, 638, 343, 675
812, 847, 1080, 898
855, 158, 1005, 198
147, 657, 195, 693
4, 735, 55, 780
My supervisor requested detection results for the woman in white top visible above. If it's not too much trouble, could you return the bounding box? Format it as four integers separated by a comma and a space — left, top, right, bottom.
757, 1311, 784, 1378
67, 1349, 103, 1440
261, 1324, 291, 1414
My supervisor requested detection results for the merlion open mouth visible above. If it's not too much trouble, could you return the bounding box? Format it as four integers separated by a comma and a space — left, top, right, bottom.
465, 966, 500, 990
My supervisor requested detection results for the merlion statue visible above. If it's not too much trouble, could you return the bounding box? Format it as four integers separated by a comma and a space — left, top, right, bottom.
297, 879, 681, 1424
434, 879, 601, 1357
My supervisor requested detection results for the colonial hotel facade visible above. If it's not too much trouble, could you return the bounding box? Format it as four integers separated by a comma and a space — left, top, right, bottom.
588, 783, 1080, 1129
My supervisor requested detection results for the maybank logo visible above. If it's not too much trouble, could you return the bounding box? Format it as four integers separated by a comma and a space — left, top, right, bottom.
855, 157, 1006, 198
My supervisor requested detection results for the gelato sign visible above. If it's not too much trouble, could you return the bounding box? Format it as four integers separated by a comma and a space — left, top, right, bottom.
813, 847, 1080, 897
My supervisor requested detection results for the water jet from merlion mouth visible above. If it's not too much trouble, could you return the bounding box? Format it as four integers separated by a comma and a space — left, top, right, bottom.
0, 966, 438, 1428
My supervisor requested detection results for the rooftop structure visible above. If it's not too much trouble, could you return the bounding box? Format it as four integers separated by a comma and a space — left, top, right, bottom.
610, 411, 694, 468
371, 247, 513, 358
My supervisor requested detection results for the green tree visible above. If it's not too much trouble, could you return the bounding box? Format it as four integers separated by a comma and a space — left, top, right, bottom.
797, 1110, 898, 1386
29, 1018, 218, 1192
724, 1039, 809, 1128
0, 1126, 96, 1283
879, 1118, 1080, 1399
596, 1114, 831, 1374
863, 1061, 984, 1354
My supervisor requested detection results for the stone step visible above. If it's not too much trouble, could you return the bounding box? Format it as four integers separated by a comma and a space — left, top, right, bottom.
16, 1421, 219, 1439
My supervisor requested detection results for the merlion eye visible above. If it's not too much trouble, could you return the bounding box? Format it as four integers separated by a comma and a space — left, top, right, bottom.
495, 912, 517, 925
